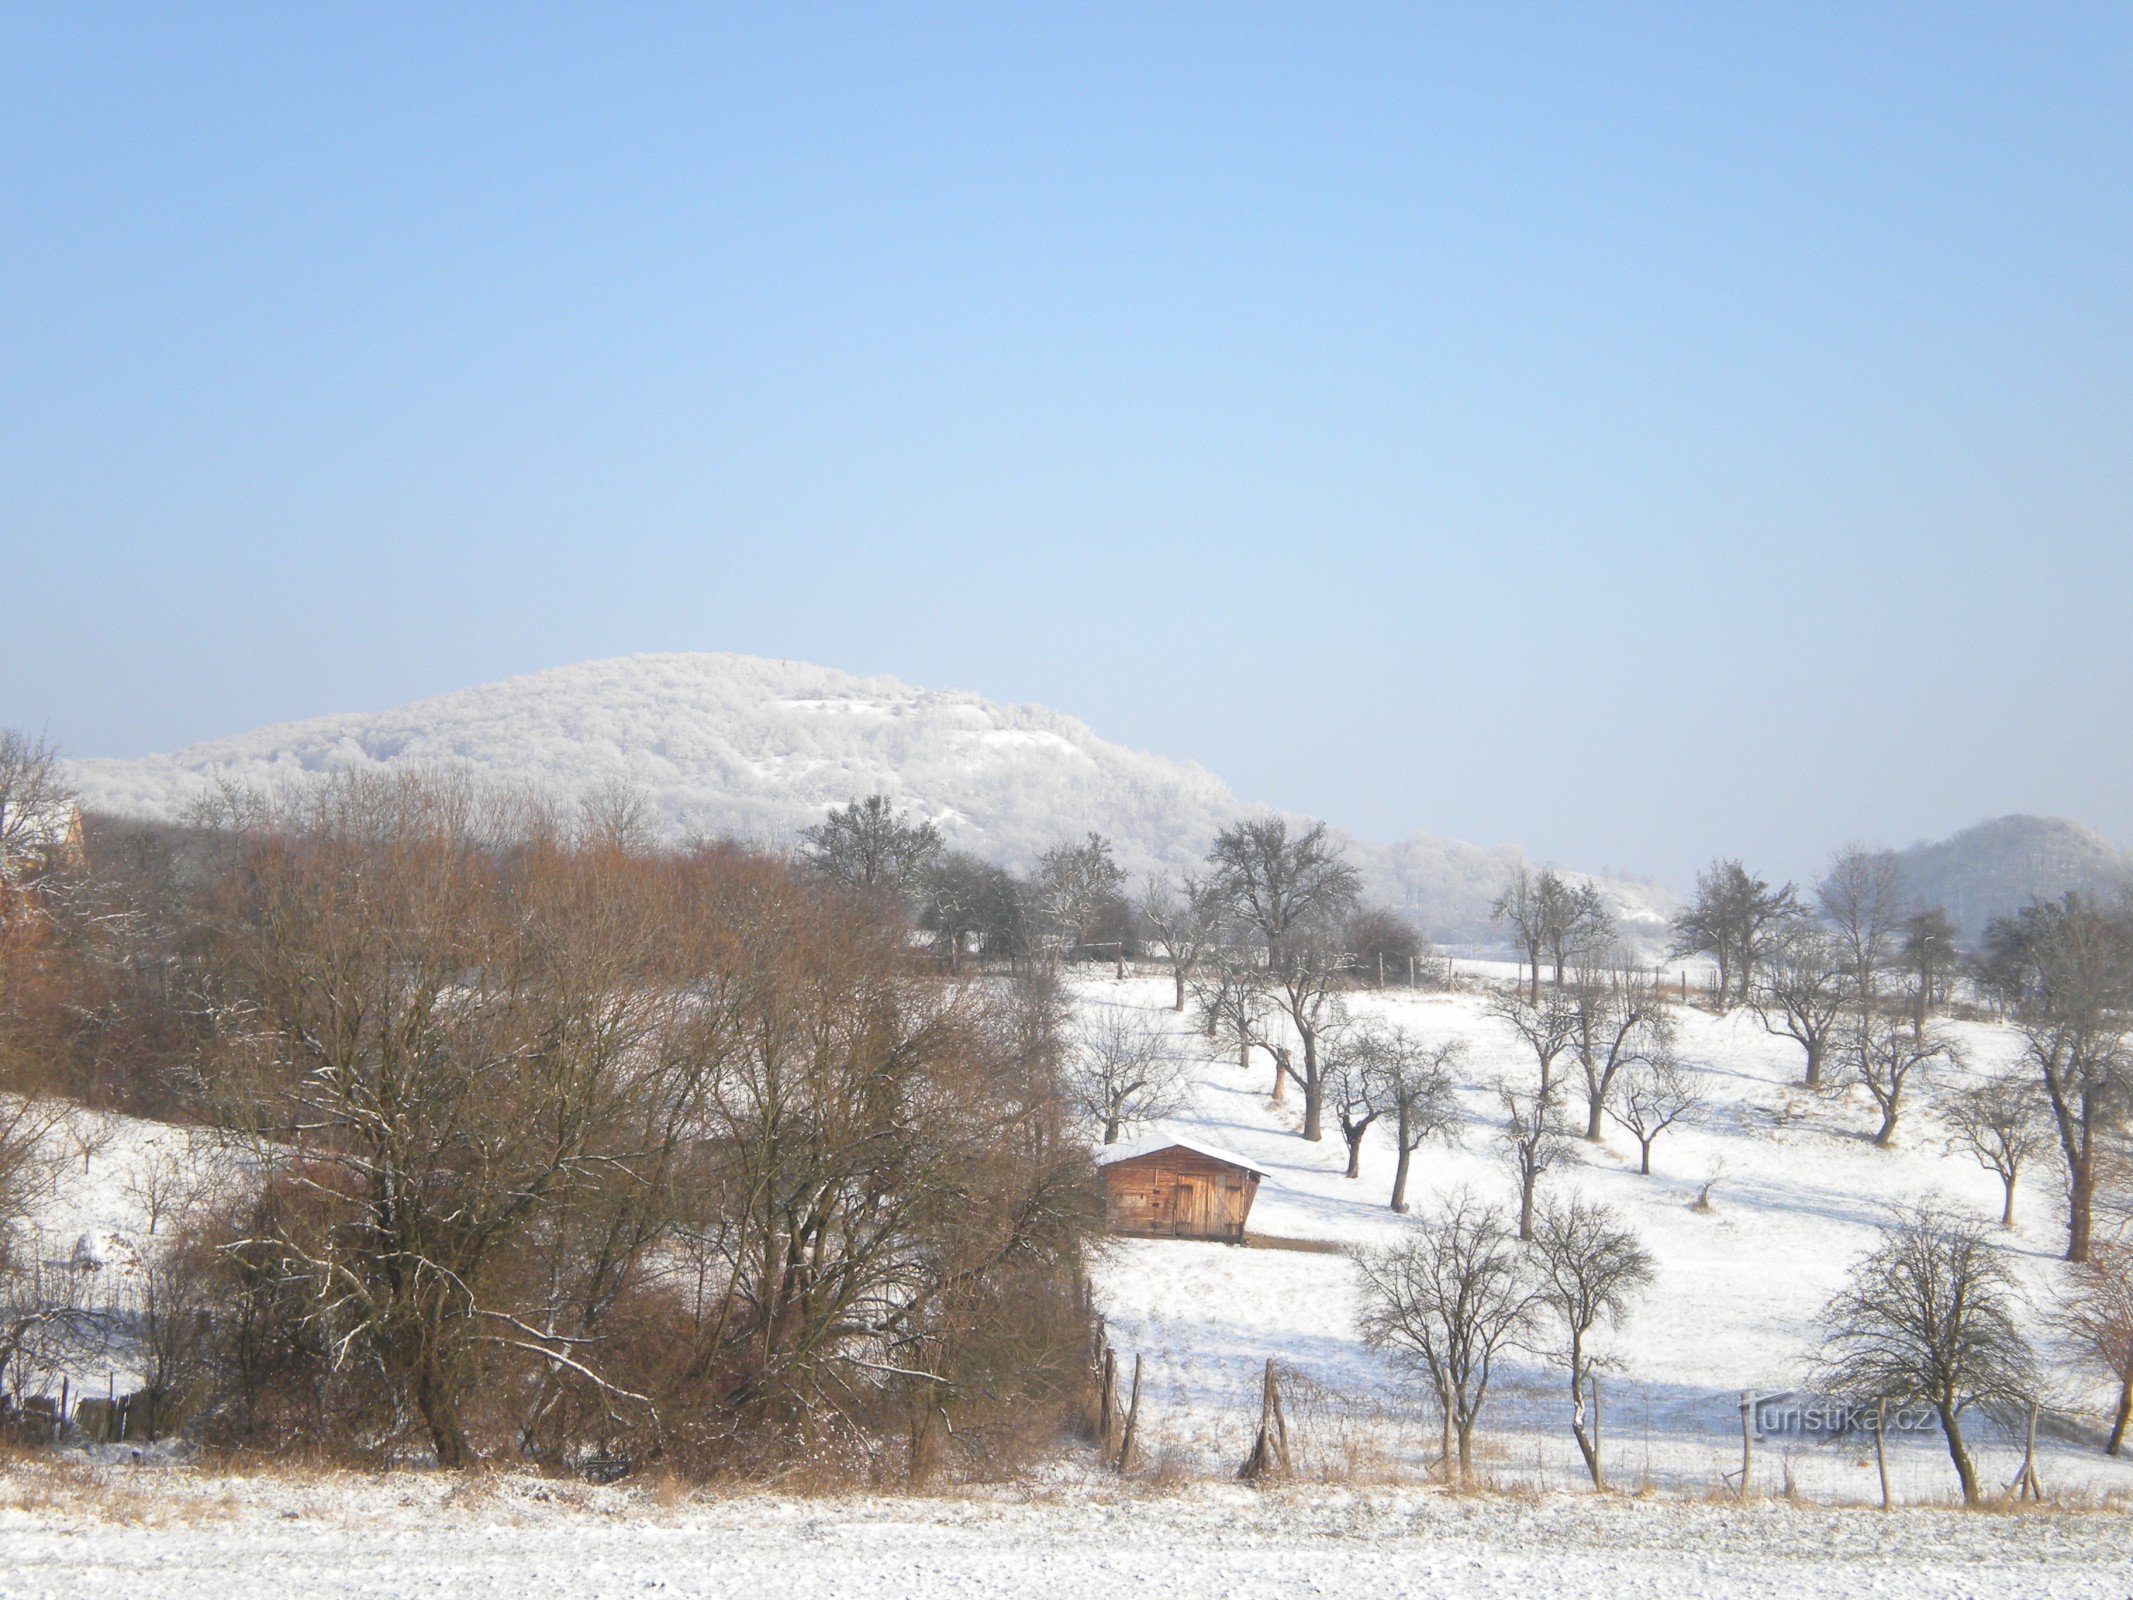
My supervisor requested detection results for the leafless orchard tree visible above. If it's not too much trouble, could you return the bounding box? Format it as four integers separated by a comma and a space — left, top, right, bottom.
1567, 949, 1672, 1141
1492, 862, 1548, 1004
1944, 1070, 2052, 1229
1139, 873, 1225, 1011
1817, 845, 1907, 1008
1027, 832, 1127, 963
1353, 1191, 1538, 1482
1978, 894, 2133, 1262
1751, 924, 1849, 1089
1492, 864, 1605, 1001
1321, 1041, 1383, 1181
1816, 1204, 2038, 1505
1499, 1077, 1576, 1243
1207, 820, 1361, 1141
1605, 1055, 1703, 1177
1067, 1003, 1189, 1144
1900, 905, 1962, 1029
1668, 859, 1801, 1011
1366, 1028, 1464, 1214
1847, 1010, 1958, 1148
1190, 946, 1285, 1100
2056, 1242, 2133, 1455
1532, 1195, 1654, 1489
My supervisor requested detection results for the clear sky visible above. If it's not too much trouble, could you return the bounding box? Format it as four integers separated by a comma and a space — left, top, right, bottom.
3, 4, 2129, 886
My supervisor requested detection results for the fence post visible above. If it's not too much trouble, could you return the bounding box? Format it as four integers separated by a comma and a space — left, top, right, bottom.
1874, 1397, 1892, 1510
1738, 1392, 1753, 1500
1116, 1354, 1143, 1474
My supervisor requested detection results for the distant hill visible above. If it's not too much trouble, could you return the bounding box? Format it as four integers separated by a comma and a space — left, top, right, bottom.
1892, 814, 2132, 942
64, 652, 1673, 945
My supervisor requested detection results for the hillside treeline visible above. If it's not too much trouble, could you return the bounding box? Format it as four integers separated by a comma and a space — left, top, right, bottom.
0, 759, 1098, 1477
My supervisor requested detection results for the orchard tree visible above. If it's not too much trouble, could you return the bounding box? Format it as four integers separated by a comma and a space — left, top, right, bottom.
1567, 949, 1672, 1141
2057, 1243, 2133, 1455
1140, 872, 1225, 1011
1978, 894, 2133, 1261
1900, 906, 1962, 1028
1751, 925, 1849, 1089
1067, 1004, 1189, 1144
1944, 1070, 2051, 1229
1669, 859, 1800, 1010
1817, 1206, 2037, 1505
1848, 1011, 1958, 1148
1817, 846, 1907, 1006
1364, 1027, 1464, 1213
1532, 1196, 1653, 1489
1606, 1056, 1702, 1176
1028, 833, 1128, 963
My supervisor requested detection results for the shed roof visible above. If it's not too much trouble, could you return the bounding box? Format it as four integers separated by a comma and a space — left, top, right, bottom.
1093, 1133, 1267, 1178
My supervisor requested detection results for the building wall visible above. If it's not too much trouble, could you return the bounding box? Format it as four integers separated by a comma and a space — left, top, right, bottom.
1101, 1148, 1258, 1242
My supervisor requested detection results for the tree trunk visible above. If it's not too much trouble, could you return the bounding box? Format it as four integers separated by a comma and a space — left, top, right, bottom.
1455, 1414, 1475, 1484
2108, 1377, 2131, 1457
416, 1359, 470, 1471
1270, 1045, 1288, 1105
1517, 1172, 1536, 1241
2067, 1153, 2094, 1263
1939, 1401, 1978, 1506
1173, 970, 1186, 1012
1299, 1036, 1323, 1142
1584, 1090, 1605, 1142
1639, 1137, 1653, 1176
2000, 1173, 2017, 1230
1874, 1102, 1898, 1147
1390, 1144, 1413, 1213
1802, 1038, 1822, 1089
1103, 1116, 1121, 1144
1344, 1131, 1364, 1179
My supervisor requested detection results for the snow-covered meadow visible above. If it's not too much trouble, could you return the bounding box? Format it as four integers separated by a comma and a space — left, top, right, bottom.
1075, 971, 2133, 1506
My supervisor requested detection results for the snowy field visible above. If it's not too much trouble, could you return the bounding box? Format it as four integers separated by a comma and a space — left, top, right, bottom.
2, 1466, 2130, 1600
1076, 971, 2133, 1506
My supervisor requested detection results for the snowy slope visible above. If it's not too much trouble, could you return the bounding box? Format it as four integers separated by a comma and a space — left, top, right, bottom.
1893, 815, 2133, 943
64, 653, 1674, 942
1074, 972, 2133, 1503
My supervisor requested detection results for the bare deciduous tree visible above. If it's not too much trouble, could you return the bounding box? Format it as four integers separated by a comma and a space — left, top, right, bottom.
1816, 1205, 2037, 1504
1568, 949, 1672, 1141
2056, 1242, 2133, 1455
1818, 846, 1907, 1007
1751, 925, 1849, 1089
1365, 1028, 1464, 1213
1532, 1195, 1653, 1489
1847, 1011, 1958, 1148
1605, 1055, 1703, 1177
1027, 832, 1128, 963
1978, 894, 2133, 1261
1900, 905, 1961, 1029
1499, 1076, 1575, 1243
1067, 1004, 1189, 1144
1944, 1070, 2051, 1229
0, 729, 73, 883
1668, 859, 1800, 1011
1354, 1192, 1538, 1482
1139, 873, 1225, 1011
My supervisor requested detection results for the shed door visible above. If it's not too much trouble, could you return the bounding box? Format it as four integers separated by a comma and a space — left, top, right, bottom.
1174, 1177, 1203, 1234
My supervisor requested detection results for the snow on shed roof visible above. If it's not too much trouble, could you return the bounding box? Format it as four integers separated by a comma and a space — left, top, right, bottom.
1093, 1133, 1267, 1177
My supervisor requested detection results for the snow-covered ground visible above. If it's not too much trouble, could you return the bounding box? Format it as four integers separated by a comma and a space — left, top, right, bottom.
1077, 972, 2133, 1505
1, 1467, 2129, 1599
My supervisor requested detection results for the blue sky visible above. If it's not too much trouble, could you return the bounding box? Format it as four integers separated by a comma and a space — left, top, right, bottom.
3, 4, 2129, 885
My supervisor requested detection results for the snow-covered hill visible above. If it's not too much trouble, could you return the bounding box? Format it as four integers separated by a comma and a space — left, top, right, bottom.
1892, 815, 2133, 943
65, 653, 1672, 944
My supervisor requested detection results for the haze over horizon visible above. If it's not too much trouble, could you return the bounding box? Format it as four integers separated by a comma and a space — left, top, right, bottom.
5, 6, 2129, 886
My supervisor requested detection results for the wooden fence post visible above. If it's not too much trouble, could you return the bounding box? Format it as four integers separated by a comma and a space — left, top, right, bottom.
1116, 1354, 1143, 1475
1098, 1347, 1117, 1447
1874, 1397, 1892, 1511
1738, 1392, 1753, 1500
1239, 1358, 1291, 1481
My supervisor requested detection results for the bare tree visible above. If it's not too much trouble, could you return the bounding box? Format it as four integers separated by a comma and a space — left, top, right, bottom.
1978, 894, 2133, 1261
1345, 906, 1428, 988
1847, 1010, 1958, 1148
1816, 1204, 2038, 1504
1207, 817, 1361, 968
2056, 1242, 2133, 1455
1751, 924, 1849, 1089
798, 793, 942, 899
0, 729, 73, 883
1900, 905, 1961, 1029
1945, 1070, 2052, 1229
1532, 1196, 1653, 1488
1027, 832, 1128, 963
1668, 859, 1800, 1011
1190, 945, 1286, 1100
1567, 949, 1672, 1141
1322, 1040, 1384, 1181
1492, 861, 1547, 1004
1067, 1004, 1189, 1144
1367, 1029, 1464, 1213
1140, 873, 1225, 1011
1353, 1192, 1538, 1482
1499, 1076, 1576, 1242
1545, 879, 1614, 989
1605, 1055, 1703, 1176
1818, 846, 1907, 1007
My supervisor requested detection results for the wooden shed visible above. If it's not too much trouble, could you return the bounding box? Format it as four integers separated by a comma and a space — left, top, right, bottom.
1097, 1137, 1265, 1243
